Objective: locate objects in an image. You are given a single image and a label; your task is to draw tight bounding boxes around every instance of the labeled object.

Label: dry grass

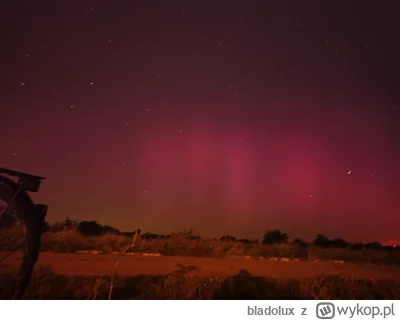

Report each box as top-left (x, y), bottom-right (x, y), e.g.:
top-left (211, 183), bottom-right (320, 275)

top-left (40, 231), bottom-right (131, 253)
top-left (0, 265), bottom-right (399, 299)
top-left (36, 231), bottom-right (400, 266)
top-left (1, 230), bottom-right (399, 299)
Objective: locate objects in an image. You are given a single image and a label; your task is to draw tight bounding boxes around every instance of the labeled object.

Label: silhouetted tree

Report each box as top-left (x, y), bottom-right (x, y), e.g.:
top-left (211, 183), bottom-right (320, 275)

top-left (313, 234), bottom-right (330, 248)
top-left (49, 217), bottom-right (78, 232)
top-left (62, 216), bottom-right (76, 229)
top-left (77, 220), bottom-right (105, 236)
top-left (262, 230), bottom-right (288, 245)
top-left (330, 238), bottom-right (349, 248)
top-left (102, 224), bottom-right (120, 235)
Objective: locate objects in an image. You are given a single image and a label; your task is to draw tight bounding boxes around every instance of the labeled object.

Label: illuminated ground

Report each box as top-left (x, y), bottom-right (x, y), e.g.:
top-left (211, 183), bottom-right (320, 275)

top-left (1, 252), bottom-right (400, 279)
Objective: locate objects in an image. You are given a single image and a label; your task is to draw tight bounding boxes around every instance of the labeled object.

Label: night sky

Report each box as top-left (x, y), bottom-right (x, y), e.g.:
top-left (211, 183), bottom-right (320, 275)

top-left (1, 1), bottom-right (399, 242)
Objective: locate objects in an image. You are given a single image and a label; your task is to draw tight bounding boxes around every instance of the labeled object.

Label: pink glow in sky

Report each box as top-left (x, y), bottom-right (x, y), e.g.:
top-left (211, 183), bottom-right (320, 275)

top-left (1, 0), bottom-right (399, 242)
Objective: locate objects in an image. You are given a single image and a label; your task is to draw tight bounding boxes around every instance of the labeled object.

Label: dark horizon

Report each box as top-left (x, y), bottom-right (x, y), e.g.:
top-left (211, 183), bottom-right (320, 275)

top-left (1, 1), bottom-right (399, 243)
top-left (43, 215), bottom-right (400, 246)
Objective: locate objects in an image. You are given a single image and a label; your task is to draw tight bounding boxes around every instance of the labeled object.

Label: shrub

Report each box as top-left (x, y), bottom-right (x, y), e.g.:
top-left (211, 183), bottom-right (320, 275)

top-left (262, 230), bottom-right (288, 245)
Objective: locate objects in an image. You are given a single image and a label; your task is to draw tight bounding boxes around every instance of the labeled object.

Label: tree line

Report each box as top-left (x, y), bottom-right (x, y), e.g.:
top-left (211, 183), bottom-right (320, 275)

top-left (43, 217), bottom-right (398, 251)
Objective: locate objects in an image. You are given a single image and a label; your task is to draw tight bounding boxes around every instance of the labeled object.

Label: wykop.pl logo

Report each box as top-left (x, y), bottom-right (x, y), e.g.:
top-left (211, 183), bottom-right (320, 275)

top-left (316, 303), bottom-right (335, 319)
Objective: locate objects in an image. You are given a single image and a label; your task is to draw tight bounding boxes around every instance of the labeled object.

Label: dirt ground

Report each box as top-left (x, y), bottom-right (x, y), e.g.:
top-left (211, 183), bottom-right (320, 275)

top-left (1, 252), bottom-right (400, 280)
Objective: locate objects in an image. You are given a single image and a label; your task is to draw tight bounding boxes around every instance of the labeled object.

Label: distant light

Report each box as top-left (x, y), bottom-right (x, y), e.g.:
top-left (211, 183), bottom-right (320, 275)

top-left (394, 244), bottom-right (397, 248)
top-left (348, 170), bottom-right (352, 175)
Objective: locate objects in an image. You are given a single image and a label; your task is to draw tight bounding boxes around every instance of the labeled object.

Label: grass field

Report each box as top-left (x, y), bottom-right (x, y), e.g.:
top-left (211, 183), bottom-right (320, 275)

top-left (1, 267), bottom-right (400, 299)
top-left (35, 230), bottom-right (400, 266)
top-left (1, 230), bottom-right (400, 299)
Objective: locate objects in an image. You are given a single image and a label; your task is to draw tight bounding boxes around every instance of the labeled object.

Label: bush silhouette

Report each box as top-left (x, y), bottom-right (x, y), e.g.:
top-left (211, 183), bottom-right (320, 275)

top-left (76, 220), bottom-right (119, 236)
top-left (49, 217), bottom-right (78, 232)
top-left (262, 230), bottom-right (288, 245)
top-left (313, 234), bottom-right (330, 248)
top-left (330, 238), bottom-right (349, 248)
